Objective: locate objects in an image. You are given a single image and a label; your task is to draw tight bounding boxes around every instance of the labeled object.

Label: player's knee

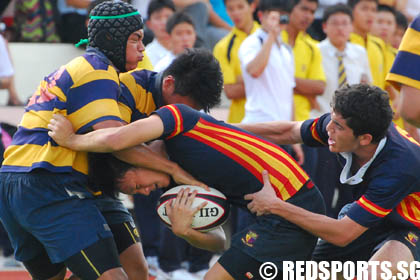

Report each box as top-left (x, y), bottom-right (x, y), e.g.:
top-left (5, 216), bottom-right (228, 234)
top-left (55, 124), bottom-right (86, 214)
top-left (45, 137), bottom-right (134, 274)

top-left (0, 77), bottom-right (12, 89)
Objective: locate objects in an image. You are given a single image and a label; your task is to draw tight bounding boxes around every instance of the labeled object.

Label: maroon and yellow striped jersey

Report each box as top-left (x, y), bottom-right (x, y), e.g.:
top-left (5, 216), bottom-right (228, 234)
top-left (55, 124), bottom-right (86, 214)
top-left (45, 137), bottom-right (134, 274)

top-left (153, 104), bottom-right (311, 208)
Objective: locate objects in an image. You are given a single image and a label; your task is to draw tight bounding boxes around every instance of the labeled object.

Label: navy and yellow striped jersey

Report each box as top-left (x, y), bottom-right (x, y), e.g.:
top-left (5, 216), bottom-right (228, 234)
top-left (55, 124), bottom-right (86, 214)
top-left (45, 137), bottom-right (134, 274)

top-left (153, 104), bottom-right (311, 207)
top-left (301, 113), bottom-right (420, 230)
top-left (1, 49), bottom-right (122, 176)
top-left (118, 70), bottom-right (163, 123)
top-left (387, 15), bottom-right (420, 91)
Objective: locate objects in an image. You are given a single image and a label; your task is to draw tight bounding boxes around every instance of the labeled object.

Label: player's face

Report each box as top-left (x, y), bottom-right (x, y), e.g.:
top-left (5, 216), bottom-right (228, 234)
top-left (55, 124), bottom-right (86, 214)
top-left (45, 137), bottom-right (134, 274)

top-left (323, 13), bottom-right (353, 49)
top-left (146, 7), bottom-right (173, 40)
top-left (289, 0), bottom-right (317, 31)
top-left (225, 0), bottom-right (255, 31)
top-left (125, 29), bottom-right (145, 71)
top-left (170, 23), bottom-right (196, 55)
top-left (118, 168), bottom-right (170, 195)
top-left (372, 11), bottom-right (396, 43)
top-left (326, 111), bottom-right (360, 153)
top-left (352, 0), bottom-right (377, 34)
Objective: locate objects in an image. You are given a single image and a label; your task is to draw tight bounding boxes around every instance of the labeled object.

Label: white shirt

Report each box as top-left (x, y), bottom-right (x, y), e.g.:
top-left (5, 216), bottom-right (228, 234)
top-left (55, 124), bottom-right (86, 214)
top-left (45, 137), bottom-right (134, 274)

top-left (239, 28), bottom-right (295, 123)
top-left (406, 0), bottom-right (420, 20)
top-left (0, 35), bottom-right (14, 78)
top-left (310, 39), bottom-right (371, 118)
top-left (154, 52), bottom-right (177, 72)
top-left (146, 39), bottom-right (171, 67)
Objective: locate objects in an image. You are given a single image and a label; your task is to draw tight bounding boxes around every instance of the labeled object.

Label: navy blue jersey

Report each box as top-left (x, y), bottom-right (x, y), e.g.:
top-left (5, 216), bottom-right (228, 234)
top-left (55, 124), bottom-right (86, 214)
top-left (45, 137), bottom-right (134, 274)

top-left (153, 104), bottom-right (311, 208)
top-left (301, 113), bottom-right (420, 231)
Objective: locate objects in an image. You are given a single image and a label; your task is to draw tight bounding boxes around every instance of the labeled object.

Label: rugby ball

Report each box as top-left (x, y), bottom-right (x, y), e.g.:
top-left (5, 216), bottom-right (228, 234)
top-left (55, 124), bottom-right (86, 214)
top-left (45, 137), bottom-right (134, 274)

top-left (157, 185), bottom-right (230, 232)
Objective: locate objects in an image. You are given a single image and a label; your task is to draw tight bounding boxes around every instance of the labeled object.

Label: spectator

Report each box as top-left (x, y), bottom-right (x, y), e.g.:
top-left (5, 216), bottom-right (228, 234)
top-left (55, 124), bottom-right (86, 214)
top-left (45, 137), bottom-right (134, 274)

top-left (348, 0), bottom-right (386, 90)
top-left (145, 0), bottom-right (176, 67)
top-left (154, 11), bottom-right (196, 71)
top-left (13, 0), bottom-right (60, 42)
top-left (57, 0), bottom-right (89, 43)
top-left (173, 0), bottom-right (230, 49)
top-left (395, 0), bottom-right (420, 23)
top-left (309, 3), bottom-right (371, 217)
top-left (0, 34), bottom-right (22, 106)
top-left (307, 0), bottom-right (347, 41)
top-left (282, 0), bottom-right (326, 122)
top-left (391, 9), bottom-right (408, 49)
top-left (213, 0), bottom-right (259, 124)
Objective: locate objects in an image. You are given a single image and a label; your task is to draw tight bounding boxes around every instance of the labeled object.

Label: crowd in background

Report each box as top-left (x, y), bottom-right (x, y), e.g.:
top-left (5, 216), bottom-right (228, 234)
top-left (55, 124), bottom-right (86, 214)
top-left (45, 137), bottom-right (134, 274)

top-left (1, 0), bottom-right (420, 279)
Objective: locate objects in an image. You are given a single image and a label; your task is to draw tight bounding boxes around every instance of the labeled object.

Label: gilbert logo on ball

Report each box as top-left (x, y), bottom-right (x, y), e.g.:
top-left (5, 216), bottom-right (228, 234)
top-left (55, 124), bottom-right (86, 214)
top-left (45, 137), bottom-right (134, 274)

top-left (157, 185), bottom-right (230, 232)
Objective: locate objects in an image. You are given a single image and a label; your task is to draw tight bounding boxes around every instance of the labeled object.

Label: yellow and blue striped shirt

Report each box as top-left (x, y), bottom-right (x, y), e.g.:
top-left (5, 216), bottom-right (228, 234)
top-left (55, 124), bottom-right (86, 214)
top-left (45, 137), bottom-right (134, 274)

top-left (1, 49), bottom-right (122, 176)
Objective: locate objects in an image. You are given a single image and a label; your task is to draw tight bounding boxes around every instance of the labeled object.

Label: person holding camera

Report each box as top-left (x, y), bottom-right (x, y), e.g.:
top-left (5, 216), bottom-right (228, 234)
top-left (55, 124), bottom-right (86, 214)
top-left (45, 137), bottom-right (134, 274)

top-left (239, 0), bottom-right (301, 158)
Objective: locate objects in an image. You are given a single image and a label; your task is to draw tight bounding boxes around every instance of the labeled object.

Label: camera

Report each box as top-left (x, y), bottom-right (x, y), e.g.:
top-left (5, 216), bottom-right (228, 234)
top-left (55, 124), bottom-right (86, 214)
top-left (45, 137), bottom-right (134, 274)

top-left (280, 14), bottom-right (289, 25)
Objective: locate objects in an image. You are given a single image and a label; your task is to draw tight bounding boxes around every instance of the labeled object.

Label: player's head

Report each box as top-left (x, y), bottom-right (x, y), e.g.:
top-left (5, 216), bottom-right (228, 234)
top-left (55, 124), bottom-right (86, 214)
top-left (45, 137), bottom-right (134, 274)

top-left (371, 4), bottom-right (396, 43)
top-left (88, 153), bottom-right (170, 197)
top-left (224, 0), bottom-right (256, 32)
top-left (322, 4), bottom-right (353, 49)
top-left (88, 0), bottom-right (144, 72)
top-left (348, 0), bottom-right (378, 34)
top-left (166, 11), bottom-right (196, 55)
top-left (146, 0), bottom-right (176, 40)
top-left (161, 48), bottom-right (223, 112)
top-left (327, 84), bottom-right (392, 152)
top-left (289, 0), bottom-right (318, 32)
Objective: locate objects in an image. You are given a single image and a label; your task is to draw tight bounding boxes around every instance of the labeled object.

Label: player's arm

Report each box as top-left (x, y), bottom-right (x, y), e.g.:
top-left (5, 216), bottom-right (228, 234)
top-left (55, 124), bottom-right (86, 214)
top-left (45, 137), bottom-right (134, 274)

top-left (235, 120), bottom-right (304, 145)
top-left (245, 171), bottom-right (368, 247)
top-left (166, 188), bottom-right (227, 252)
top-left (48, 114), bottom-right (164, 152)
top-left (399, 85), bottom-right (420, 127)
top-left (224, 75), bottom-right (246, 100)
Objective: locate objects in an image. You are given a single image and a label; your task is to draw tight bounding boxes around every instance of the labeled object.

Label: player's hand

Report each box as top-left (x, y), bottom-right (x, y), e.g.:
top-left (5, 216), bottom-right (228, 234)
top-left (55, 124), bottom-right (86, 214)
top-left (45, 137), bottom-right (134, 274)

top-left (166, 188), bottom-right (207, 238)
top-left (244, 170), bottom-right (280, 216)
top-left (47, 114), bottom-right (76, 148)
top-left (171, 164), bottom-right (210, 191)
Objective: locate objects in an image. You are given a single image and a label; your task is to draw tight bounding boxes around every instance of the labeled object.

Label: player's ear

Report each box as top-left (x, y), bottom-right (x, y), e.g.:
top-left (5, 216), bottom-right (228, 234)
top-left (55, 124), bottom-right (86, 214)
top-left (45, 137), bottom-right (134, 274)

top-left (358, 133), bottom-right (373, 146)
top-left (162, 75), bottom-right (175, 95)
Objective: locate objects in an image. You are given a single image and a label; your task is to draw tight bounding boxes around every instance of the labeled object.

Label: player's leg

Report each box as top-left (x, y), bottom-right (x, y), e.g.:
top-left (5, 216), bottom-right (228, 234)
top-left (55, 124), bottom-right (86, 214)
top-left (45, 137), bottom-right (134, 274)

top-left (369, 230), bottom-right (418, 277)
top-left (110, 221), bottom-right (148, 280)
top-left (94, 194), bottom-right (148, 280)
top-left (205, 262), bottom-right (235, 280)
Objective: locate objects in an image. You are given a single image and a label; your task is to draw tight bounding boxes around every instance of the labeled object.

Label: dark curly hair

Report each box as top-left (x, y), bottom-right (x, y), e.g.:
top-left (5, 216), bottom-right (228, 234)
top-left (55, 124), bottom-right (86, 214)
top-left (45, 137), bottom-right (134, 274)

top-left (331, 84), bottom-right (393, 143)
top-left (163, 48), bottom-right (223, 112)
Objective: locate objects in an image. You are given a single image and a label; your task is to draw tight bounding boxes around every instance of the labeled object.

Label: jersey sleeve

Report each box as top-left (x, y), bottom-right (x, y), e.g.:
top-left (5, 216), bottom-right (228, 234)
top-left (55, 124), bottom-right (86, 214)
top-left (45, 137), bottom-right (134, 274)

top-left (66, 70), bottom-right (122, 134)
top-left (386, 15), bottom-right (420, 90)
top-left (152, 104), bottom-right (200, 140)
top-left (346, 167), bottom-right (418, 228)
top-left (300, 113), bottom-right (330, 147)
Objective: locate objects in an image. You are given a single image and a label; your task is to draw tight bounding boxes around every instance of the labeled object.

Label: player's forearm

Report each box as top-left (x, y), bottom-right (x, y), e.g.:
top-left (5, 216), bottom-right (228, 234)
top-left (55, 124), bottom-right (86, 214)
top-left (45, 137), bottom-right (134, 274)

top-left (175, 226), bottom-right (226, 252)
top-left (113, 145), bottom-right (178, 175)
top-left (235, 121), bottom-right (303, 144)
top-left (400, 85), bottom-right (420, 127)
top-left (294, 78), bottom-right (326, 96)
top-left (269, 201), bottom-right (358, 247)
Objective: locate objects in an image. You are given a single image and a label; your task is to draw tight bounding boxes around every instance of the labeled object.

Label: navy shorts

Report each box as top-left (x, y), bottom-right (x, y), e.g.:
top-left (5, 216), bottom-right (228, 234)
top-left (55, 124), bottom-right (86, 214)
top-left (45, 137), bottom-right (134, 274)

top-left (219, 183), bottom-right (326, 278)
top-left (313, 203), bottom-right (420, 262)
top-left (94, 194), bottom-right (140, 254)
top-left (0, 171), bottom-right (113, 263)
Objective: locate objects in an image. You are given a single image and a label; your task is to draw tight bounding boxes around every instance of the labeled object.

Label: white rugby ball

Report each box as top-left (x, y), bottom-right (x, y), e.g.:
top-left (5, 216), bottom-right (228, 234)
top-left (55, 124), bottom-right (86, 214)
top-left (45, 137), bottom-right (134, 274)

top-left (157, 185), bottom-right (230, 232)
